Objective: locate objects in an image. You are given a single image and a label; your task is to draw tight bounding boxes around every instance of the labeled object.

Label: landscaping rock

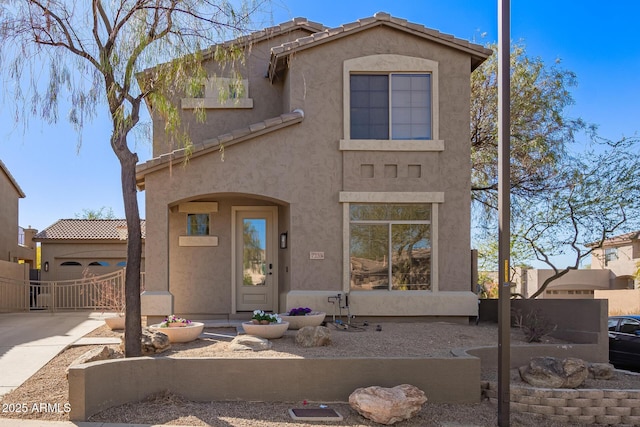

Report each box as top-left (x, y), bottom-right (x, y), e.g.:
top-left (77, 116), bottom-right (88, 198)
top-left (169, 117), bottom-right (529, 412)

top-left (588, 362), bottom-right (616, 380)
top-left (121, 328), bottom-right (171, 355)
top-left (295, 326), bottom-right (331, 348)
top-left (349, 384), bottom-right (427, 425)
top-left (229, 335), bottom-right (272, 351)
top-left (519, 356), bottom-right (588, 388)
top-left (65, 345), bottom-right (114, 378)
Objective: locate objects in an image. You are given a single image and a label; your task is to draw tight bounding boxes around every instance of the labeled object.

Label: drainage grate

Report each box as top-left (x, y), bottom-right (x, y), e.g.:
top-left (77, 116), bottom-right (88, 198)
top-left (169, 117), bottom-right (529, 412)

top-left (288, 408), bottom-right (344, 421)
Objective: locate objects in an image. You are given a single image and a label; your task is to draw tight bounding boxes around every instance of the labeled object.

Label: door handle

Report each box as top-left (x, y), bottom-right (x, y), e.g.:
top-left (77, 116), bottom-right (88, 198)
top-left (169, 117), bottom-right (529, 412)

top-left (268, 263), bottom-right (273, 275)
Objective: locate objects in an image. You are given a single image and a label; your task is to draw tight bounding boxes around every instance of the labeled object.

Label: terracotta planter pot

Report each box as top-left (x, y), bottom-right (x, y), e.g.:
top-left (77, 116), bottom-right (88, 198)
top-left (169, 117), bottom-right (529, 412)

top-left (169, 322), bottom-right (188, 327)
top-left (104, 314), bottom-right (126, 330)
top-left (279, 312), bottom-right (326, 330)
top-left (242, 321), bottom-right (290, 339)
top-left (148, 322), bottom-right (204, 343)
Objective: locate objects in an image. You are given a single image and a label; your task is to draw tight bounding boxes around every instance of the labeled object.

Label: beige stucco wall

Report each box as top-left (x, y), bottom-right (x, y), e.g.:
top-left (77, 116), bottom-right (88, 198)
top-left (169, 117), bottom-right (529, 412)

top-left (142, 24), bottom-right (481, 318)
top-left (524, 268), bottom-right (612, 298)
top-left (39, 241), bottom-right (145, 282)
top-left (595, 289), bottom-right (640, 315)
top-left (69, 356), bottom-right (480, 421)
top-left (0, 168), bottom-right (22, 263)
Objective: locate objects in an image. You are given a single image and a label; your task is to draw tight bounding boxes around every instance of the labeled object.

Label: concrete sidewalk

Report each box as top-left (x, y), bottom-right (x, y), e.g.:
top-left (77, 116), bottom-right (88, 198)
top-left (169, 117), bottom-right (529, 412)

top-left (0, 420), bottom-right (190, 427)
top-left (0, 311), bottom-right (107, 397)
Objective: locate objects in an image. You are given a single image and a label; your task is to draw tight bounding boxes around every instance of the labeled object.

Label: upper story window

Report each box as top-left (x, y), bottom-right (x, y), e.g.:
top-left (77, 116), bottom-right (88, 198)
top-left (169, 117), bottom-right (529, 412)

top-left (341, 54), bottom-right (442, 152)
top-left (182, 77), bottom-right (253, 109)
top-left (605, 247), bottom-right (619, 265)
top-left (350, 74), bottom-right (431, 140)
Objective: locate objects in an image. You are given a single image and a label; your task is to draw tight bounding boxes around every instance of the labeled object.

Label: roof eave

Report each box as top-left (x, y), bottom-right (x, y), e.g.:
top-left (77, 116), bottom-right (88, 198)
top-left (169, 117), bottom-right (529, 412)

top-left (268, 17), bottom-right (492, 82)
top-left (136, 110), bottom-right (305, 190)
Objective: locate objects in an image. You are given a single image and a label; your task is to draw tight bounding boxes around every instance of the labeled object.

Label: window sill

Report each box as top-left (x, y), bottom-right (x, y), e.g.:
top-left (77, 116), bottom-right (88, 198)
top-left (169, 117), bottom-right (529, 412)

top-left (179, 236), bottom-right (219, 247)
top-left (339, 139), bottom-right (444, 151)
top-left (181, 98), bottom-right (253, 109)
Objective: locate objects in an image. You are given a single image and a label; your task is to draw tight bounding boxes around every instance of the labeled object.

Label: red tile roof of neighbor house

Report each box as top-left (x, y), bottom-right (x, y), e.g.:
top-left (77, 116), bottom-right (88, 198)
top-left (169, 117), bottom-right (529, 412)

top-left (33, 219), bottom-right (146, 241)
top-left (601, 230), bottom-right (640, 246)
top-left (585, 230), bottom-right (640, 247)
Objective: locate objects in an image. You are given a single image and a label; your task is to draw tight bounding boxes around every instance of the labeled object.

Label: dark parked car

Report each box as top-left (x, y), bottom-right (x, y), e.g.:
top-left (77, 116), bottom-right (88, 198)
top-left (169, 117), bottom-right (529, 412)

top-left (608, 315), bottom-right (640, 369)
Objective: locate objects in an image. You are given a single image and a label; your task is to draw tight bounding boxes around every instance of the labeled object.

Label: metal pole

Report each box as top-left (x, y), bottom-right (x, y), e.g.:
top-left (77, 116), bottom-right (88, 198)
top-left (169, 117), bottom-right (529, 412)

top-left (498, 0), bottom-right (511, 426)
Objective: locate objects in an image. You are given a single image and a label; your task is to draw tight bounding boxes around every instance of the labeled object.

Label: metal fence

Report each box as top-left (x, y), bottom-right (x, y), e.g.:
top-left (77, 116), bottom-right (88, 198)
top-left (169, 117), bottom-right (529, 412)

top-left (0, 269), bottom-right (145, 312)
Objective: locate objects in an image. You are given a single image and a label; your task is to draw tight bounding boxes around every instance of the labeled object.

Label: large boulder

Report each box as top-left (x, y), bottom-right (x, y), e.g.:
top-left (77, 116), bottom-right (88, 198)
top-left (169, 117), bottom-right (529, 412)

top-left (120, 328), bottom-right (171, 355)
top-left (349, 384), bottom-right (427, 425)
top-left (588, 362), bottom-right (616, 380)
top-left (295, 326), bottom-right (332, 348)
top-left (229, 335), bottom-right (273, 351)
top-left (519, 356), bottom-right (588, 388)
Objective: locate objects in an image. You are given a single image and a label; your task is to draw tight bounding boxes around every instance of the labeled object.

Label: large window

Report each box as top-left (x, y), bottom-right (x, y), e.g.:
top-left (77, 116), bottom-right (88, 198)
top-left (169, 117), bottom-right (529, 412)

top-left (350, 74), bottom-right (432, 140)
top-left (349, 204), bottom-right (431, 291)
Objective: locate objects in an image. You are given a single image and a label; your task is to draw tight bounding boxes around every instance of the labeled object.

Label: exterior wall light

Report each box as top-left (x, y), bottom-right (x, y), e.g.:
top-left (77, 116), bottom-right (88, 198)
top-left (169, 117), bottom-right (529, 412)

top-left (44, 261), bottom-right (49, 272)
top-left (280, 232), bottom-right (288, 249)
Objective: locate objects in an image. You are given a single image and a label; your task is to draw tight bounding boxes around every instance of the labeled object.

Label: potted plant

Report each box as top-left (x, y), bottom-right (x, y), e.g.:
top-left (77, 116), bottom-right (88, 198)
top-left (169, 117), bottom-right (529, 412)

top-left (148, 314), bottom-right (204, 343)
top-left (242, 310), bottom-right (289, 339)
top-left (279, 307), bottom-right (326, 330)
top-left (161, 314), bottom-right (192, 327)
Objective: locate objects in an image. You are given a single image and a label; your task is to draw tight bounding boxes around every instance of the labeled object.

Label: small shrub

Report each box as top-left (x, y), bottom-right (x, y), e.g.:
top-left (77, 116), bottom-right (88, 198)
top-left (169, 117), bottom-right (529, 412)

top-left (512, 308), bottom-right (557, 343)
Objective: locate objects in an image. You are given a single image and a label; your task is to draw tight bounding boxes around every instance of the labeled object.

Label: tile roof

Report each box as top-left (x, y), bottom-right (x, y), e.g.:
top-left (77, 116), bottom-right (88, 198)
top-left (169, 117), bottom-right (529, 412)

top-left (268, 12), bottom-right (492, 81)
top-left (601, 230), bottom-right (640, 246)
top-left (0, 158), bottom-right (26, 198)
top-left (135, 109), bottom-right (304, 189)
top-left (33, 219), bottom-right (146, 241)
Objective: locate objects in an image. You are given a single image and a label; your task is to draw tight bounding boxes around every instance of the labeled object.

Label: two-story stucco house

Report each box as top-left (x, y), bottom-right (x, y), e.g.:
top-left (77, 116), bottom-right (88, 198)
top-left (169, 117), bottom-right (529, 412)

top-left (589, 231), bottom-right (639, 290)
top-left (0, 159), bottom-right (36, 279)
top-left (136, 13), bottom-right (491, 322)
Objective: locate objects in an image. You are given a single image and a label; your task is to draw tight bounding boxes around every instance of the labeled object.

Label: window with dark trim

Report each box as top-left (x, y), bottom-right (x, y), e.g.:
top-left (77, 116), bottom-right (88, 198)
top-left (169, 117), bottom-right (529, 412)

top-left (350, 74), bottom-right (432, 140)
top-left (349, 204), bottom-right (431, 291)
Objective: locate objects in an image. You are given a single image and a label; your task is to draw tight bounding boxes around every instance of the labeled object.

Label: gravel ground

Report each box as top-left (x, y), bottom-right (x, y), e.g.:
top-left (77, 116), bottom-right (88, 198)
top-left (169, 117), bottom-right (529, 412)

top-left (1, 321), bottom-right (640, 426)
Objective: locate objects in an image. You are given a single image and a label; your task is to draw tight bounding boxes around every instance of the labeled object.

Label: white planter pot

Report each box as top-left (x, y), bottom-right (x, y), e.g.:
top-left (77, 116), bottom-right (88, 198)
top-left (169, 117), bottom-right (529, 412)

top-left (242, 321), bottom-right (290, 339)
top-left (278, 312), bottom-right (326, 330)
top-left (148, 322), bottom-right (204, 343)
top-left (104, 314), bottom-right (126, 330)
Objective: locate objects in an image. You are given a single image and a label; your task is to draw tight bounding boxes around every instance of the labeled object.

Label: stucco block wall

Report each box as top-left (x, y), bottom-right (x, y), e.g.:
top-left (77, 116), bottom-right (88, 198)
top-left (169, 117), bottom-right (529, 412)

top-left (0, 169), bottom-right (21, 262)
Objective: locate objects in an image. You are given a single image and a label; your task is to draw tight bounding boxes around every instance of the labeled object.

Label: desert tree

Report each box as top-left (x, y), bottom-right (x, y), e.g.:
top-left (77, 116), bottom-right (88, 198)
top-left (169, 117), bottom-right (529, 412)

top-left (471, 42), bottom-right (592, 213)
top-left (0, 0), bottom-right (267, 356)
top-left (471, 41), bottom-right (640, 297)
top-left (76, 206), bottom-right (116, 220)
top-left (514, 136), bottom-right (640, 298)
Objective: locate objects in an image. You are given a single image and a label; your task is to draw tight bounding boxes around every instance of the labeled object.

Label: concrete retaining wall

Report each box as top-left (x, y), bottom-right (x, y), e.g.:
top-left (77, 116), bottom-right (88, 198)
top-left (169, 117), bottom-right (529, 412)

top-left (483, 382), bottom-right (640, 425)
top-left (68, 356), bottom-right (480, 421)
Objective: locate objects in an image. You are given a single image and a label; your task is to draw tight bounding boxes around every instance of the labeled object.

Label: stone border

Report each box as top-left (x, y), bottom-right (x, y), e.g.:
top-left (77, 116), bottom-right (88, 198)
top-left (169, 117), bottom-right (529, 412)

top-left (482, 380), bottom-right (640, 425)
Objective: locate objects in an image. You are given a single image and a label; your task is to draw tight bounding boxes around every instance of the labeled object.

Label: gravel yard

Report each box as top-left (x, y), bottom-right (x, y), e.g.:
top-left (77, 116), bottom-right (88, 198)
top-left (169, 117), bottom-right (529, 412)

top-left (1, 320), bottom-right (639, 426)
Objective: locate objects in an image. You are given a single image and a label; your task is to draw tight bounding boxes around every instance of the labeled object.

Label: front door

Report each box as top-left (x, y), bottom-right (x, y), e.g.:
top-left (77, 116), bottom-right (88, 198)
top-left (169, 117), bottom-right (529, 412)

top-left (233, 207), bottom-right (278, 312)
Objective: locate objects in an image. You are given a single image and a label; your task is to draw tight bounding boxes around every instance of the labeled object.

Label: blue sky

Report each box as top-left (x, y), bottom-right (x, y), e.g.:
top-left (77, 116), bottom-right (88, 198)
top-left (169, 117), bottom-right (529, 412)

top-left (1, 1), bottom-right (638, 252)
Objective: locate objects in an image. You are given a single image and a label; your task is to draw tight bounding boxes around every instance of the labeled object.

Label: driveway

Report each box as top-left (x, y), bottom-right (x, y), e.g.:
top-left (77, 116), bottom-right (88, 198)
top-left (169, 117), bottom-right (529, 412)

top-left (0, 311), bottom-right (105, 396)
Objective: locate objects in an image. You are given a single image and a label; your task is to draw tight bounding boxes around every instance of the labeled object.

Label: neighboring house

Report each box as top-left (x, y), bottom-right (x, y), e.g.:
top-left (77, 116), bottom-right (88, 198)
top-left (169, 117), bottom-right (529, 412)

top-left (136, 13), bottom-right (492, 321)
top-left (589, 231), bottom-right (640, 290)
top-left (0, 159), bottom-right (37, 278)
top-left (34, 219), bottom-right (145, 282)
top-left (500, 231), bottom-right (640, 303)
